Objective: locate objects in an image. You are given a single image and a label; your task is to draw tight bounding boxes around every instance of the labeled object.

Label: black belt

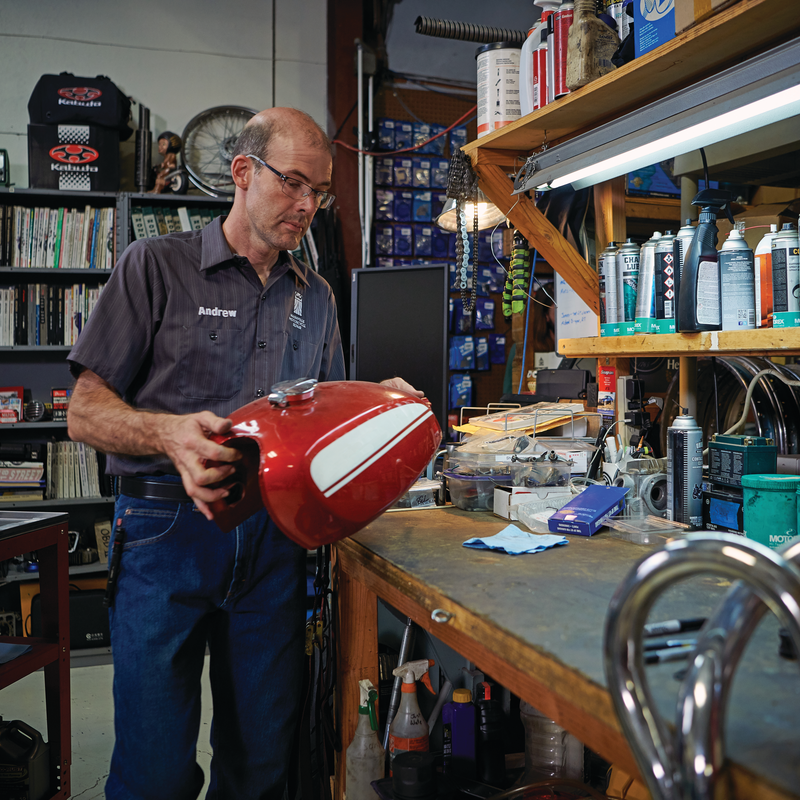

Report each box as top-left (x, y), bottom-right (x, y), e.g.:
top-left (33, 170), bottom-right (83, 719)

top-left (119, 476), bottom-right (192, 503)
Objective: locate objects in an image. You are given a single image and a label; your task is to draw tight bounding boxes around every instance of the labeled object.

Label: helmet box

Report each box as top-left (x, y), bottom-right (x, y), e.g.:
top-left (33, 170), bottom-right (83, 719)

top-left (28, 123), bottom-right (120, 192)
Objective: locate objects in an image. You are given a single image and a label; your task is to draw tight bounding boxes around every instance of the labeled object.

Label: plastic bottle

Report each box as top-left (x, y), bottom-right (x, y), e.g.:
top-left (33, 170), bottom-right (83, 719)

top-left (346, 680), bottom-right (385, 800)
top-left (565, 0), bottom-right (620, 91)
top-left (519, 25), bottom-right (538, 117)
top-left (755, 223), bottom-right (779, 328)
top-left (442, 688), bottom-right (477, 779)
top-left (518, 702), bottom-right (583, 784)
top-left (0, 719), bottom-right (51, 800)
top-left (677, 188), bottom-right (735, 332)
top-left (476, 682), bottom-right (507, 787)
top-left (388, 659), bottom-right (435, 772)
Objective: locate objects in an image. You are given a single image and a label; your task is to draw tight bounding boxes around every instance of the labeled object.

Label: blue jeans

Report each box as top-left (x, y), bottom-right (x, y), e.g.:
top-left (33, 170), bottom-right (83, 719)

top-left (105, 477), bottom-right (307, 800)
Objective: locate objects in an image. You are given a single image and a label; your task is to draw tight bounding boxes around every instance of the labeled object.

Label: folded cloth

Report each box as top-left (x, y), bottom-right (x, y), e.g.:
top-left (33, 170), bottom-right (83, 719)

top-left (463, 523), bottom-right (568, 555)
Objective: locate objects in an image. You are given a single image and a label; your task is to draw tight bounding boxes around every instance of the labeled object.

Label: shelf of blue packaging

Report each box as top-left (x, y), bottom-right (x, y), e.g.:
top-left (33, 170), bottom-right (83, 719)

top-left (558, 328), bottom-right (800, 359)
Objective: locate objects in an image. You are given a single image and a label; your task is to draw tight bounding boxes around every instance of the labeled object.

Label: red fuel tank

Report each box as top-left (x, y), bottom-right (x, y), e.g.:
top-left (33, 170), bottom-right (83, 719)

top-left (207, 379), bottom-right (442, 548)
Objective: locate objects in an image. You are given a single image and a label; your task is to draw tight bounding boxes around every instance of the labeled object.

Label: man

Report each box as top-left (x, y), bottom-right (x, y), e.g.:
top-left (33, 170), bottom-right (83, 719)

top-left (68, 107), bottom-right (419, 800)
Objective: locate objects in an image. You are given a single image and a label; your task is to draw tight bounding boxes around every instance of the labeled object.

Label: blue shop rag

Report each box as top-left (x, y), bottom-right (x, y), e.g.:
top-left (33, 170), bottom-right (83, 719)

top-left (463, 524), bottom-right (568, 555)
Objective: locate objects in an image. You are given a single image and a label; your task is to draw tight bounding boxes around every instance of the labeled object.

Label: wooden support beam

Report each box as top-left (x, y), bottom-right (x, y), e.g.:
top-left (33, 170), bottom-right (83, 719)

top-left (472, 161), bottom-right (599, 314)
top-left (594, 177), bottom-right (627, 250)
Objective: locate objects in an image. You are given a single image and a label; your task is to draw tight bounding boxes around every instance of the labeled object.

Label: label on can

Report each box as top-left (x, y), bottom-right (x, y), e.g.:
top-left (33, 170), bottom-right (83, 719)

top-left (771, 243), bottom-right (800, 327)
top-left (655, 250), bottom-right (677, 332)
top-left (477, 48), bottom-right (521, 137)
top-left (720, 249), bottom-right (756, 330)
top-left (620, 255), bottom-right (639, 323)
top-left (696, 258), bottom-right (721, 326)
top-left (755, 250), bottom-right (773, 328)
top-left (553, 8), bottom-right (573, 98)
top-left (667, 425), bottom-right (703, 527)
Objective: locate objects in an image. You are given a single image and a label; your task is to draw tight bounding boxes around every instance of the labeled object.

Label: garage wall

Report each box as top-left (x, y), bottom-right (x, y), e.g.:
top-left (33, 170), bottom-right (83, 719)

top-left (0, 0), bottom-right (327, 188)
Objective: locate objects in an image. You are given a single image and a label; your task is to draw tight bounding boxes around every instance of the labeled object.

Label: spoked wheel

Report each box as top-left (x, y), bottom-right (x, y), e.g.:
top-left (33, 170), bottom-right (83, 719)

top-left (181, 105), bottom-right (257, 197)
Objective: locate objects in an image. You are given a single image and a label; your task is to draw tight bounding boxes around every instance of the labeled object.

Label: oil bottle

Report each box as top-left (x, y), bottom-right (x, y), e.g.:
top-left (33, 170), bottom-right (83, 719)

top-left (346, 680), bottom-right (385, 800)
top-left (388, 659), bottom-right (435, 772)
top-left (677, 188), bottom-right (735, 333)
top-left (565, 0), bottom-right (619, 91)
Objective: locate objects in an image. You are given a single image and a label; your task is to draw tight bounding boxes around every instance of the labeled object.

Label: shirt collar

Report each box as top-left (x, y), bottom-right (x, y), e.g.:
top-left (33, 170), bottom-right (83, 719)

top-left (200, 215), bottom-right (310, 287)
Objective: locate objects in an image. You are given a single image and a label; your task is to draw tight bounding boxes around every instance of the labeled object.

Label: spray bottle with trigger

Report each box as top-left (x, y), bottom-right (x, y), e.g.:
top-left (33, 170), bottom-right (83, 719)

top-left (388, 659), bottom-right (435, 772)
top-left (345, 679), bottom-right (385, 800)
top-left (677, 187), bottom-right (735, 332)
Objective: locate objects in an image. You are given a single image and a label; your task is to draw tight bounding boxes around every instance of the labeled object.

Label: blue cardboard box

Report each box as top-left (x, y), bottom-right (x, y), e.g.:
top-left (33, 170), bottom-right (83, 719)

top-left (634, 0), bottom-right (675, 58)
top-left (547, 485), bottom-right (628, 536)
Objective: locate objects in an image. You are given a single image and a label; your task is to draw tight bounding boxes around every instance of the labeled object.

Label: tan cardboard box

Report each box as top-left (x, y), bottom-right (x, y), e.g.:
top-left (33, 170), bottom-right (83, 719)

top-left (717, 201), bottom-right (800, 251)
top-left (675, 0), bottom-right (742, 34)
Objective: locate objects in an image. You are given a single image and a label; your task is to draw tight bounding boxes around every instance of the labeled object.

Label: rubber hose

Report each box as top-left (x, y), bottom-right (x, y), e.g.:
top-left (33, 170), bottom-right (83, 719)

top-left (414, 17), bottom-right (527, 46)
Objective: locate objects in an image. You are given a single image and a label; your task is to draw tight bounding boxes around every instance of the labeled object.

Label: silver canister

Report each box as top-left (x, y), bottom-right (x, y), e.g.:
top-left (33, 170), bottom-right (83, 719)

top-left (672, 219), bottom-right (696, 330)
top-left (599, 241), bottom-right (620, 335)
top-left (719, 228), bottom-right (756, 331)
top-left (653, 231), bottom-right (677, 334)
top-left (634, 231), bottom-right (662, 334)
top-left (616, 239), bottom-right (640, 335)
top-left (666, 411), bottom-right (703, 529)
top-left (771, 223), bottom-right (800, 328)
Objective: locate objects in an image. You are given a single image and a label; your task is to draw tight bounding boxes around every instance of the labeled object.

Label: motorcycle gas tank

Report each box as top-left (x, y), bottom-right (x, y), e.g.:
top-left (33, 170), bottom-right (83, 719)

top-left (207, 380), bottom-right (441, 548)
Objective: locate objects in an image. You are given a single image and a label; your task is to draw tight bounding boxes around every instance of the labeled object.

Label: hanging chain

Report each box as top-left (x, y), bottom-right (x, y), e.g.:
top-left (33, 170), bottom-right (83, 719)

top-left (447, 150), bottom-right (480, 315)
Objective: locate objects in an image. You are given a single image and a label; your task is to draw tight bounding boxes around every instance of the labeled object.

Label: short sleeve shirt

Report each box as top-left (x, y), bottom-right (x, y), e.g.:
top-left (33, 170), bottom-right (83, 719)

top-left (68, 216), bottom-right (345, 477)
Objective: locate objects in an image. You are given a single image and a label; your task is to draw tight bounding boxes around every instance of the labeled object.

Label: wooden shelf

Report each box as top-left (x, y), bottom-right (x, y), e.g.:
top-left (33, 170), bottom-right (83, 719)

top-left (625, 196), bottom-right (682, 222)
top-left (463, 0), bottom-right (800, 160)
top-left (559, 328), bottom-right (800, 358)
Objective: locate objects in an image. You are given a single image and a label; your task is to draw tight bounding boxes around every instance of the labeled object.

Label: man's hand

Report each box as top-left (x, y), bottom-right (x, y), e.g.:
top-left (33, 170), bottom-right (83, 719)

top-left (380, 377), bottom-right (424, 398)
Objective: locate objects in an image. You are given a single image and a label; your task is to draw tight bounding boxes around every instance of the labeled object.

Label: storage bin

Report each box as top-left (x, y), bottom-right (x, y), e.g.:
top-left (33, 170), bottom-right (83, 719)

top-left (741, 474), bottom-right (800, 550)
top-left (444, 471), bottom-right (514, 512)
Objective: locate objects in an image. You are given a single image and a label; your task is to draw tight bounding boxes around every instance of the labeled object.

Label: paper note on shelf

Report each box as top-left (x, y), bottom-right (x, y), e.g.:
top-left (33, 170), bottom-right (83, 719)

top-left (555, 272), bottom-right (598, 342)
top-left (467, 401), bottom-right (585, 432)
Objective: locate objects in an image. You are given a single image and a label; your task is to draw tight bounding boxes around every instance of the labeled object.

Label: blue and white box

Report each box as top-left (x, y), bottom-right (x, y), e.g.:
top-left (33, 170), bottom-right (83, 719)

top-left (547, 485), bottom-right (628, 536)
top-left (634, 0), bottom-right (675, 58)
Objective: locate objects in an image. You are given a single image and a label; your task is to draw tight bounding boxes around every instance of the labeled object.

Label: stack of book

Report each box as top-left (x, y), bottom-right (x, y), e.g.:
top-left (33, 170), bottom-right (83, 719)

top-left (130, 205), bottom-right (227, 240)
top-left (0, 460), bottom-right (45, 502)
top-left (0, 204), bottom-right (117, 270)
top-left (0, 282), bottom-right (106, 346)
top-left (45, 441), bottom-right (104, 499)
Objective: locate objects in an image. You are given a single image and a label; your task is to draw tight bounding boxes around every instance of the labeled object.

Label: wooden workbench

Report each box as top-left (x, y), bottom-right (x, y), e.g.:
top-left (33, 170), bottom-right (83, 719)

top-left (333, 507), bottom-right (800, 800)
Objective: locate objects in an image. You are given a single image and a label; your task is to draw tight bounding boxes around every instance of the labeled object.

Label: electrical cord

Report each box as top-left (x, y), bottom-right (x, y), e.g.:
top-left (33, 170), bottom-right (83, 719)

top-left (517, 249), bottom-right (538, 395)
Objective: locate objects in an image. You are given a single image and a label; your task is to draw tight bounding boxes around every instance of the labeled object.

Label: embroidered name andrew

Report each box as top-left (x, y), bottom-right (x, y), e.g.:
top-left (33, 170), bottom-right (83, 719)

top-left (198, 306), bottom-right (237, 318)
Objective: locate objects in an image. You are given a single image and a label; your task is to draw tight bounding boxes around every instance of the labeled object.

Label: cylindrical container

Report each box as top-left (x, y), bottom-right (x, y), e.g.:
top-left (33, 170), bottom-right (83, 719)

top-left (346, 709), bottom-right (386, 800)
top-left (653, 231), bottom-right (677, 333)
top-left (741, 475), bottom-right (800, 550)
top-left (770, 223), bottom-right (800, 328)
top-left (666, 411), bottom-right (703, 529)
top-left (617, 238), bottom-right (640, 335)
top-left (0, 720), bottom-right (51, 800)
top-left (719, 228), bottom-right (756, 331)
top-left (476, 690), bottom-right (506, 786)
top-left (518, 702), bottom-right (583, 783)
top-left (553, 1), bottom-right (574, 98)
top-left (672, 219), bottom-right (696, 330)
top-left (755, 223), bottom-right (779, 328)
top-left (519, 25), bottom-right (538, 117)
top-left (393, 753), bottom-right (438, 800)
top-left (533, 25), bottom-right (549, 110)
top-left (634, 231), bottom-right (662, 334)
top-left (599, 241), bottom-right (620, 336)
top-left (442, 688), bottom-right (477, 779)
top-left (476, 43), bottom-right (521, 138)
top-left (545, 16), bottom-right (556, 105)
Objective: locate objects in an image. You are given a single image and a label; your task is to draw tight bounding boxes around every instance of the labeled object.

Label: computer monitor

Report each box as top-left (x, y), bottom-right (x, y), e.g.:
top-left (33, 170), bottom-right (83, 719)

top-left (350, 264), bottom-right (448, 435)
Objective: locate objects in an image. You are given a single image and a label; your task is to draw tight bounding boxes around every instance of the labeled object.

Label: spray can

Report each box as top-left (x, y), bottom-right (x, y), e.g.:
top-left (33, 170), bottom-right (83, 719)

top-left (475, 44), bottom-right (521, 138)
top-left (519, 25), bottom-right (538, 117)
top-left (653, 231), bottom-right (677, 333)
top-left (719, 228), bottom-right (756, 331)
top-left (599, 241), bottom-right (620, 336)
top-left (617, 239), bottom-right (640, 335)
top-left (389, 659), bottom-right (435, 771)
top-left (534, 23), bottom-right (549, 109)
top-left (667, 411), bottom-right (703, 529)
top-left (672, 219), bottom-right (696, 329)
top-left (755, 224), bottom-right (779, 328)
top-left (553, 1), bottom-right (574, 98)
top-left (546, 15), bottom-right (556, 105)
top-left (346, 680), bottom-right (386, 800)
top-left (634, 231), bottom-right (662, 334)
top-left (442, 688), bottom-right (477, 778)
top-left (771, 223), bottom-right (800, 328)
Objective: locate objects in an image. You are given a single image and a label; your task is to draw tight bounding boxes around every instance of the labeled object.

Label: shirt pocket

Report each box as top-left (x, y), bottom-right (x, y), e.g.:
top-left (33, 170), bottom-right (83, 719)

top-left (280, 330), bottom-right (324, 381)
top-left (178, 324), bottom-right (245, 400)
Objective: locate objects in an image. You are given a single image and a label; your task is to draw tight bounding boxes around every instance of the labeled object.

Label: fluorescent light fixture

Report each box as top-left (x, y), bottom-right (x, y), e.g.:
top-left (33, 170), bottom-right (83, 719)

top-left (514, 38), bottom-right (800, 193)
top-left (434, 188), bottom-right (507, 231)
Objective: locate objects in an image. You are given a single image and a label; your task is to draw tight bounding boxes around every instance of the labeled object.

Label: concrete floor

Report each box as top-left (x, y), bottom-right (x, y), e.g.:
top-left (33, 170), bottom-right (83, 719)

top-left (1, 657), bottom-right (214, 799)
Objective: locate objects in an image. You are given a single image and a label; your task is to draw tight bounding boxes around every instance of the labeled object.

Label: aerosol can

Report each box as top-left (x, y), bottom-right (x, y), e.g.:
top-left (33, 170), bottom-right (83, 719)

top-left (755, 223), bottom-right (779, 328)
top-left (634, 231), bottom-right (662, 334)
top-left (388, 659), bottom-right (435, 770)
top-left (667, 411), bottom-right (703, 529)
top-left (653, 231), bottom-right (677, 333)
top-left (771, 222), bottom-right (800, 329)
top-left (719, 227), bottom-right (756, 330)
top-left (678, 188), bottom-right (735, 332)
top-left (617, 238), bottom-right (641, 335)
top-left (672, 219), bottom-right (696, 329)
top-left (346, 680), bottom-right (385, 800)
top-left (599, 241), bottom-right (620, 336)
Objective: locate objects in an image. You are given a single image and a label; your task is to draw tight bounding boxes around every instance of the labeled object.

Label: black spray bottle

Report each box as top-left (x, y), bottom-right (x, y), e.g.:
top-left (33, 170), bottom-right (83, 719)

top-left (677, 188), bottom-right (735, 332)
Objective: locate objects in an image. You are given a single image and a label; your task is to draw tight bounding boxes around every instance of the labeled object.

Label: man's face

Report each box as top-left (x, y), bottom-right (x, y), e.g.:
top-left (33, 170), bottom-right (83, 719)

top-left (245, 134), bottom-right (332, 253)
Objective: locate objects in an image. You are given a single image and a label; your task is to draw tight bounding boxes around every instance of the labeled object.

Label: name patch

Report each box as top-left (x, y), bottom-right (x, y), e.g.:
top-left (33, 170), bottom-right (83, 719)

top-left (198, 306), bottom-right (237, 318)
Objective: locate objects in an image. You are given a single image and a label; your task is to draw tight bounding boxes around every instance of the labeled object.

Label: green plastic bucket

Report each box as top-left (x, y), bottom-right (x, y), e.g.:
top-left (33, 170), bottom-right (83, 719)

top-left (741, 474), bottom-right (800, 550)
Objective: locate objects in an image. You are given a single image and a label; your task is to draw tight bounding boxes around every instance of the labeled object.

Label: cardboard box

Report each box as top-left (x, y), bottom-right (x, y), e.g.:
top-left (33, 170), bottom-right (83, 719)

top-left (674, 0), bottom-right (741, 34)
top-left (717, 201), bottom-right (800, 252)
top-left (28, 123), bottom-right (119, 192)
top-left (547, 485), bottom-right (628, 536)
top-left (634, 0), bottom-right (675, 58)
top-left (627, 160), bottom-right (680, 198)
top-left (493, 485), bottom-right (572, 521)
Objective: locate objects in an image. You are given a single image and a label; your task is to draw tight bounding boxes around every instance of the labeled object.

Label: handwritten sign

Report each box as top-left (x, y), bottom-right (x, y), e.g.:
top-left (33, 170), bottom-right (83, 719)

top-left (555, 272), bottom-right (598, 343)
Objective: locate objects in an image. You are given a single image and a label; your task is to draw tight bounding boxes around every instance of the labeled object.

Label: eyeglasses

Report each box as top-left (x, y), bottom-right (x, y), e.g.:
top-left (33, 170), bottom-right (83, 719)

top-left (246, 154), bottom-right (335, 209)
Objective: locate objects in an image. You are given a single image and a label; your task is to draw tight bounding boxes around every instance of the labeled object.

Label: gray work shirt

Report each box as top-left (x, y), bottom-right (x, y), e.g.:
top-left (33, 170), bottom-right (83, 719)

top-left (68, 216), bottom-right (345, 477)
